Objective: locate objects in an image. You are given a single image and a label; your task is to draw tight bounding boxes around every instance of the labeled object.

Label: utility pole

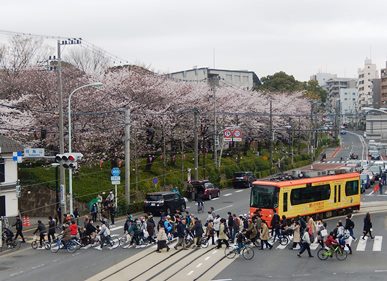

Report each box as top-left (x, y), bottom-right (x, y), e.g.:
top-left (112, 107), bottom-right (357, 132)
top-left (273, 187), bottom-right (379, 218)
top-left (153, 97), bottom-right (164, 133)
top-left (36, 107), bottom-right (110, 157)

top-left (208, 74), bottom-right (219, 167)
top-left (56, 40), bottom-right (66, 214)
top-left (193, 108), bottom-right (199, 180)
top-left (124, 108), bottom-right (131, 206)
top-left (162, 125), bottom-right (166, 187)
top-left (269, 100), bottom-right (273, 169)
top-left (180, 128), bottom-right (184, 185)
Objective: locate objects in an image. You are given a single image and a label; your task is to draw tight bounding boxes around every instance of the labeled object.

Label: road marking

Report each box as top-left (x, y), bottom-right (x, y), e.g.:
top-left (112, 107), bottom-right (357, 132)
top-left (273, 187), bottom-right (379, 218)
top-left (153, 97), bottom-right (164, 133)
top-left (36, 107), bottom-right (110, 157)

top-left (31, 264), bottom-right (45, 270)
top-left (223, 193), bottom-right (232, 197)
top-left (211, 197), bottom-right (219, 201)
top-left (187, 270), bottom-right (194, 276)
top-left (215, 205), bottom-right (233, 212)
top-left (235, 190), bottom-right (243, 193)
top-left (212, 250), bottom-right (218, 254)
top-left (10, 271), bottom-right (24, 277)
top-left (110, 226), bottom-right (123, 231)
top-left (310, 243), bottom-right (319, 250)
top-left (196, 263), bottom-right (203, 268)
top-left (375, 270), bottom-right (387, 273)
top-left (276, 243), bottom-right (288, 250)
top-left (205, 256), bottom-right (210, 261)
top-left (373, 236), bottom-right (383, 251)
top-left (356, 236), bottom-right (367, 251)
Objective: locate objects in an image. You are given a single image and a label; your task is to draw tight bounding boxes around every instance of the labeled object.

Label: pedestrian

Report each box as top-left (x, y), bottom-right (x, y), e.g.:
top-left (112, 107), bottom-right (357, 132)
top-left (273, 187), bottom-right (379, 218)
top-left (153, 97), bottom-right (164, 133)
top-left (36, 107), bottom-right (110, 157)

top-left (33, 220), bottom-right (47, 248)
top-left (47, 216), bottom-right (56, 243)
top-left (227, 212), bottom-right (234, 242)
top-left (290, 221), bottom-right (301, 250)
top-left (13, 216), bottom-right (25, 243)
top-left (213, 214), bottom-right (221, 238)
top-left (57, 206), bottom-right (62, 224)
top-left (206, 219), bottom-right (215, 245)
top-left (297, 227), bottom-right (313, 258)
top-left (174, 218), bottom-right (187, 250)
top-left (146, 215), bottom-right (156, 243)
top-left (156, 226), bottom-right (170, 252)
top-left (316, 220), bottom-right (327, 248)
top-left (110, 206), bottom-right (116, 226)
top-left (307, 216), bottom-right (317, 243)
top-left (260, 220), bottom-right (273, 250)
top-left (216, 218), bottom-right (229, 249)
top-left (297, 215), bottom-right (306, 235)
top-left (343, 229), bottom-right (353, 255)
top-left (192, 218), bottom-right (204, 248)
top-left (345, 213), bottom-right (356, 240)
top-left (233, 214), bottom-right (240, 241)
top-left (271, 209), bottom-right (280, 242)
top-left (206, 211), bottom-right (214, 225)
top-left (91, 203), bottom-right (98, 222)
top-left (362, 212), bottom-right (374, 239)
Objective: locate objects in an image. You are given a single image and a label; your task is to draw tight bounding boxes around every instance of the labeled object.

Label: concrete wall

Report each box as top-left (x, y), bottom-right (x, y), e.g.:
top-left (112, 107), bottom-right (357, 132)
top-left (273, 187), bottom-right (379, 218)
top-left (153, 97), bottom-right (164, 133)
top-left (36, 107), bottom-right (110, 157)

top-left (366, 113), bottom-right (387, 141)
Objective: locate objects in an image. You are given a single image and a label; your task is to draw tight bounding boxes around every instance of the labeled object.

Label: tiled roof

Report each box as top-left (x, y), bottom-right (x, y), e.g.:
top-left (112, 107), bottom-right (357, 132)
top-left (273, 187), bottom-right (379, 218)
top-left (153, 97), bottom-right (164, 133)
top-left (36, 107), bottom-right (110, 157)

top-left (0, 135), bottom-right (23, 154)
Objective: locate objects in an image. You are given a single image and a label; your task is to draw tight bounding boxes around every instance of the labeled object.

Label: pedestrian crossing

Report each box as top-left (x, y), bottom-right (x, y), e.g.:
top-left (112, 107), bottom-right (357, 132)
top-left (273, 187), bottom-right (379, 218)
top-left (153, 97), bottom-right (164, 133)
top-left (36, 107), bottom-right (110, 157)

top-left (316, 160), bottom-right (349, 164)
top-left (269, 235), bottom-right (383, 252)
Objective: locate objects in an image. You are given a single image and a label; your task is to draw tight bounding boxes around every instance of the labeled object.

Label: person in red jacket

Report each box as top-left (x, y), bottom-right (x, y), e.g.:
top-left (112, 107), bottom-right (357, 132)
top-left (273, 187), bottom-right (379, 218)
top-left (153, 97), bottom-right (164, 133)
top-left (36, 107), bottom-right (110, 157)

top-left (325, 231), bottom-right (338, 253)
top-left (69, 220), bottom-right (79, 239)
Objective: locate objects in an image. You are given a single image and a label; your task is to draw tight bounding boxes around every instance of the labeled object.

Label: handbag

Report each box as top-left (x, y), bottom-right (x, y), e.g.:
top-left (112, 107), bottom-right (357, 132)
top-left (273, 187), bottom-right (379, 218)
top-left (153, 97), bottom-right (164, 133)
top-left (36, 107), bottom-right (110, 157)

top-left (320, 229), bottom-right (328, 237)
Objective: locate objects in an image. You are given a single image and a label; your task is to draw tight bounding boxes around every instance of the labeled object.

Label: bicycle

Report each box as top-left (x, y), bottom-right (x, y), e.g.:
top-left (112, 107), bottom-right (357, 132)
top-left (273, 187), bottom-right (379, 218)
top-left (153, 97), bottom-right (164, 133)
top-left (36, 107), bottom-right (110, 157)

top-left (224, 242), bottom-right (255, 260)
top-left (1, 236), bottom-right (21, 251)
top-left (50, 237), bottom-right (78, 253)
top-left (119, 233), bottom-right (132, 249)
top-left (31, 235), bottom-right (51, 250)
top-left (317, 244), bottom-right (348, 261)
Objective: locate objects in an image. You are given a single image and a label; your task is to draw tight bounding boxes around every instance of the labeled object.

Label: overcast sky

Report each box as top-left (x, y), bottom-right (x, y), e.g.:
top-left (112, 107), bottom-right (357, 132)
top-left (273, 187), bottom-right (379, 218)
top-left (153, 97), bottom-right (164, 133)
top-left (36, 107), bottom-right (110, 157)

top-left (2, 0), bottom-right (387, 81)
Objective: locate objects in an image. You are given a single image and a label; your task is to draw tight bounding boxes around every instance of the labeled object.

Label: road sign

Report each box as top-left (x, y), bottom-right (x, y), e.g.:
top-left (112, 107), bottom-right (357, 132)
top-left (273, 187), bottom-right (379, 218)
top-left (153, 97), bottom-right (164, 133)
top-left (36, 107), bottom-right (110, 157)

top-left (111, 167), bottom-right (121, 176)
top-left (233, 129), bottom-right (242, 142)
top-left (152, 177), bottom-right (158, 185)
top-left (24, 148), bottom-right (45, 158)
top-left (111, 175), bottom-right (121, 185)
top-left (223, 128), bottom-right (233, 142)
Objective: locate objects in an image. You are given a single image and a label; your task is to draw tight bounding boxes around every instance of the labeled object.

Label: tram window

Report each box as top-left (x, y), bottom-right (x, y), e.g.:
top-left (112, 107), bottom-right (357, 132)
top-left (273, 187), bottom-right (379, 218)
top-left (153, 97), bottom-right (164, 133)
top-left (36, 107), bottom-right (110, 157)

top-left (290, 184), bottom-right (331, 205)
top-left (283, 193), bottom-right (288, 212)
top-left (345, 180), bottom-right (359, 196)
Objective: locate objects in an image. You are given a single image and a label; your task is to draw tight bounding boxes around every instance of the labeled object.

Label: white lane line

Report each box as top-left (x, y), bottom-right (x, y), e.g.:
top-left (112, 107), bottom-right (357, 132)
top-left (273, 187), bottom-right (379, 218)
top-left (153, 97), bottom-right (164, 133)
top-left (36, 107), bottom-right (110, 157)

top-left (356, 236), bottom-right (367, 251)
top-left (223, 193), bottom-right (232, 197)
top-left (215, 205), bottom-right (233, 212)
top-left (235, 190), bottom-right (243, 193)
top-left (196, 263), bottom-right (203, 268)
top-left (367, 190), bottom-right (375, 196)
top-left (276, 243), bottom-right (288, 250)
top-left (373, 236), bottom-right (383, 251)
top-left (187, 270), bottom-right (194, 276)
top-left (110, 226), bottom-right (123, 231)
top-left (31, 264), bottom-right (45, 270)
top-left (205, 256), bottom-right (210, 261)
top-left (375, 270), bottom-right (387, 273)
top-left (211, 197), bottom-right (219, 201)
top-left (10, 271), bottom-right (24, 277)
top-left (212, 250), bottom-right (218, 255)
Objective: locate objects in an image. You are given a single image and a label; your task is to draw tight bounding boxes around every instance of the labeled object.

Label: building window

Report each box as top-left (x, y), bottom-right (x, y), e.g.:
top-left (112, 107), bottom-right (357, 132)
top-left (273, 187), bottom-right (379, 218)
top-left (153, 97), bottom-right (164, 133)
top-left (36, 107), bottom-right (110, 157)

top-left (0, 158), bottom-right (4, 183)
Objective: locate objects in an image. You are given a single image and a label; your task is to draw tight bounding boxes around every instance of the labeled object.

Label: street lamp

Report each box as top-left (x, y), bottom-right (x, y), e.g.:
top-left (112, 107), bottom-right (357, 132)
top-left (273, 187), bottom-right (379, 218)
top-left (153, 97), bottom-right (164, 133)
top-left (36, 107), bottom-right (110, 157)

top-left (68, 82), bottom-right (103, 215)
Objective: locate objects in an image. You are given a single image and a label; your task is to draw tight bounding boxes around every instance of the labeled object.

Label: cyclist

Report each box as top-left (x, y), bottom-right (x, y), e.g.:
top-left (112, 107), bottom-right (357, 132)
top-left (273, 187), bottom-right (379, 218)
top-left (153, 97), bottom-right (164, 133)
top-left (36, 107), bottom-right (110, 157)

top-left (33, 220), bottom-right (47, 248)
top-left (325, 231), bottom-right (338, 255)
top-left (245, 219), bottom-right (258, 243)
top-left (61, 224), bottom-right (72, 248)
top-left (236, 231), bottom-right (247, 254)
top-left (69, 220), bottom-right (79, 239)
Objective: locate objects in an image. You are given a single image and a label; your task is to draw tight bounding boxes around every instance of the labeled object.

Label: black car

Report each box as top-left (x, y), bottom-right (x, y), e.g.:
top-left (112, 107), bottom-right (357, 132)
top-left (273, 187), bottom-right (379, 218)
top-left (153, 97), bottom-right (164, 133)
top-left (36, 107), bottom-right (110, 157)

top-left (232, 171), bottom-right (256, 188)
top-left (144, 192), bottom-right (186, 215)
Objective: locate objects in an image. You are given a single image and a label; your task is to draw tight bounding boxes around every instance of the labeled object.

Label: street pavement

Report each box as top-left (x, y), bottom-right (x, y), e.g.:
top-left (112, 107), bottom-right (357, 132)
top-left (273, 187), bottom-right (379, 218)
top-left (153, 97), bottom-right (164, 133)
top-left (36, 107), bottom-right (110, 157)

top-left (3, 130), bottom-right (387, 281)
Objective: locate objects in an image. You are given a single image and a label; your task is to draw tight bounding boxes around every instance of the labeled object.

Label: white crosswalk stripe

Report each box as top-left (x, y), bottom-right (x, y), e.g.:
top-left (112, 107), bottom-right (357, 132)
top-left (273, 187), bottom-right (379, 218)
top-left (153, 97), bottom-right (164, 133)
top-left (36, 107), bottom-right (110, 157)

top-left (373, 236), bottom-right (383, 251)
top-left (356, 236), bottom-right (368, 251)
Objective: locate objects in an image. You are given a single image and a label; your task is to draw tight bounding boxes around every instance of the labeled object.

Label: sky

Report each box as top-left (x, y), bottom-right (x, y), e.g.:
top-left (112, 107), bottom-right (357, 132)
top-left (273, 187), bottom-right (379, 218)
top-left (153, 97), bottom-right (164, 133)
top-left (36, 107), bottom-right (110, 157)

top-left (2, 0), bottom-right (387, 81)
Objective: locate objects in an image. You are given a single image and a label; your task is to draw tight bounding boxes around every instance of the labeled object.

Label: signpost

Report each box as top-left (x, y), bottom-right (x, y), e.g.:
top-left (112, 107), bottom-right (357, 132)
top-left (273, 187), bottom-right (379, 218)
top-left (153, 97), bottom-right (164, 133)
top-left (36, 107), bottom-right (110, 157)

top-left (111, 168), bottom-right (121, 208)
top-left (223, 127), bottom-right (243, 142)
top-left (24, 148), bottom-right (45, 158)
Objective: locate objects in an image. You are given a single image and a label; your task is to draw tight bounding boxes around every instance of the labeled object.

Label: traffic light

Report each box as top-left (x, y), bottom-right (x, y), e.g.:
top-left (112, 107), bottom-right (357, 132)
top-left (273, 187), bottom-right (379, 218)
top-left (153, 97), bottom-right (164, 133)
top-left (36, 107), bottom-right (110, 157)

top-left (55, 153), bottom-right (83, 169)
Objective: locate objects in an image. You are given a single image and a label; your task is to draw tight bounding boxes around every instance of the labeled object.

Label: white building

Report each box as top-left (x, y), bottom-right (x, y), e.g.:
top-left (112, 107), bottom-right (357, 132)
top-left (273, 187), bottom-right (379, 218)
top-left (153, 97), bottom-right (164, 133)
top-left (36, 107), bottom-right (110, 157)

top-left (339, 88), bottom-right (358, 124)
top-left (0, 135), bottom-right (22, 217)
top-left (310, 72), bottom-right (337, 89)
top-left (357, 58), bottom-right (379, 111)
top-left (167, 67), bottom-right (260, 90)
top-left (326, 78), bottom-right (357, 111)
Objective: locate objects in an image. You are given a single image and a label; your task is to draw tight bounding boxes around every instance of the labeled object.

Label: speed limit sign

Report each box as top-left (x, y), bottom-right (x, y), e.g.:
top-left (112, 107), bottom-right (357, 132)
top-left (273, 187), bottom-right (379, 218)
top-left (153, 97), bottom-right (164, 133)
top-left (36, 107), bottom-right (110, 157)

top-left (233, 129), bottom-right (242, 142)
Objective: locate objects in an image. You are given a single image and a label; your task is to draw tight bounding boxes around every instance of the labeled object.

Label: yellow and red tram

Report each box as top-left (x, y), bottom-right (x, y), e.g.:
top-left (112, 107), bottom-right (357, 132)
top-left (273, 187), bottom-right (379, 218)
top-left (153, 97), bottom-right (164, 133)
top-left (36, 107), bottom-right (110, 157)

top-left (250, 172), bottom-right (360, 226)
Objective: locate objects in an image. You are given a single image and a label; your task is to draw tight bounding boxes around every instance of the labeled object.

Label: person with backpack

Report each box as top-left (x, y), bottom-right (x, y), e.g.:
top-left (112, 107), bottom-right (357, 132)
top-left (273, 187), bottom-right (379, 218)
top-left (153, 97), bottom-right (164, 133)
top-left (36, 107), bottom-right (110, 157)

top-left (297, 226), bottom-right (313, 258)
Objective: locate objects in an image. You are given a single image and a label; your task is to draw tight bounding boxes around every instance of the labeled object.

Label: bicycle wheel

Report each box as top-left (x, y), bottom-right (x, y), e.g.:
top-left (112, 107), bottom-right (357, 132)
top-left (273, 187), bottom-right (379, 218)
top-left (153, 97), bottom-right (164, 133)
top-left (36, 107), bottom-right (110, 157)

top-left (44, 242), bottom-right (51, 250)
top-left (13, 240), bottom-right (21, 250)
top-left (224, 246), bottom-right (237, 259)
top-left (317, 248), bottom-right (329, 261)
top-left (31, 241), bottom-right (38, 249)
top-left (66, 241), bottom-right (77, 253)
top-left (242, 246), bottom-right (255, 260)
top-left (279, 236), bottom-right (289, 246)
top-left (119, 235), bottom-right (129, 248)
top-left (253, 238), bottom-right (261, 248)
top-left (335, 248), bottom-right (348, 261)
top-left (50, 241), bottom-right (61, 253)
top-left (200, 237), bottom-right (209, 248)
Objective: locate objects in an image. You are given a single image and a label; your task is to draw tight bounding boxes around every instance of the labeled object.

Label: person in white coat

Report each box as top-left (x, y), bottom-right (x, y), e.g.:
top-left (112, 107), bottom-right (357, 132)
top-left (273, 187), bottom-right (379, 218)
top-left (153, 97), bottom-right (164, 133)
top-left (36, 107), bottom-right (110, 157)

top-left (213, 215), bottom-right (221, 238)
